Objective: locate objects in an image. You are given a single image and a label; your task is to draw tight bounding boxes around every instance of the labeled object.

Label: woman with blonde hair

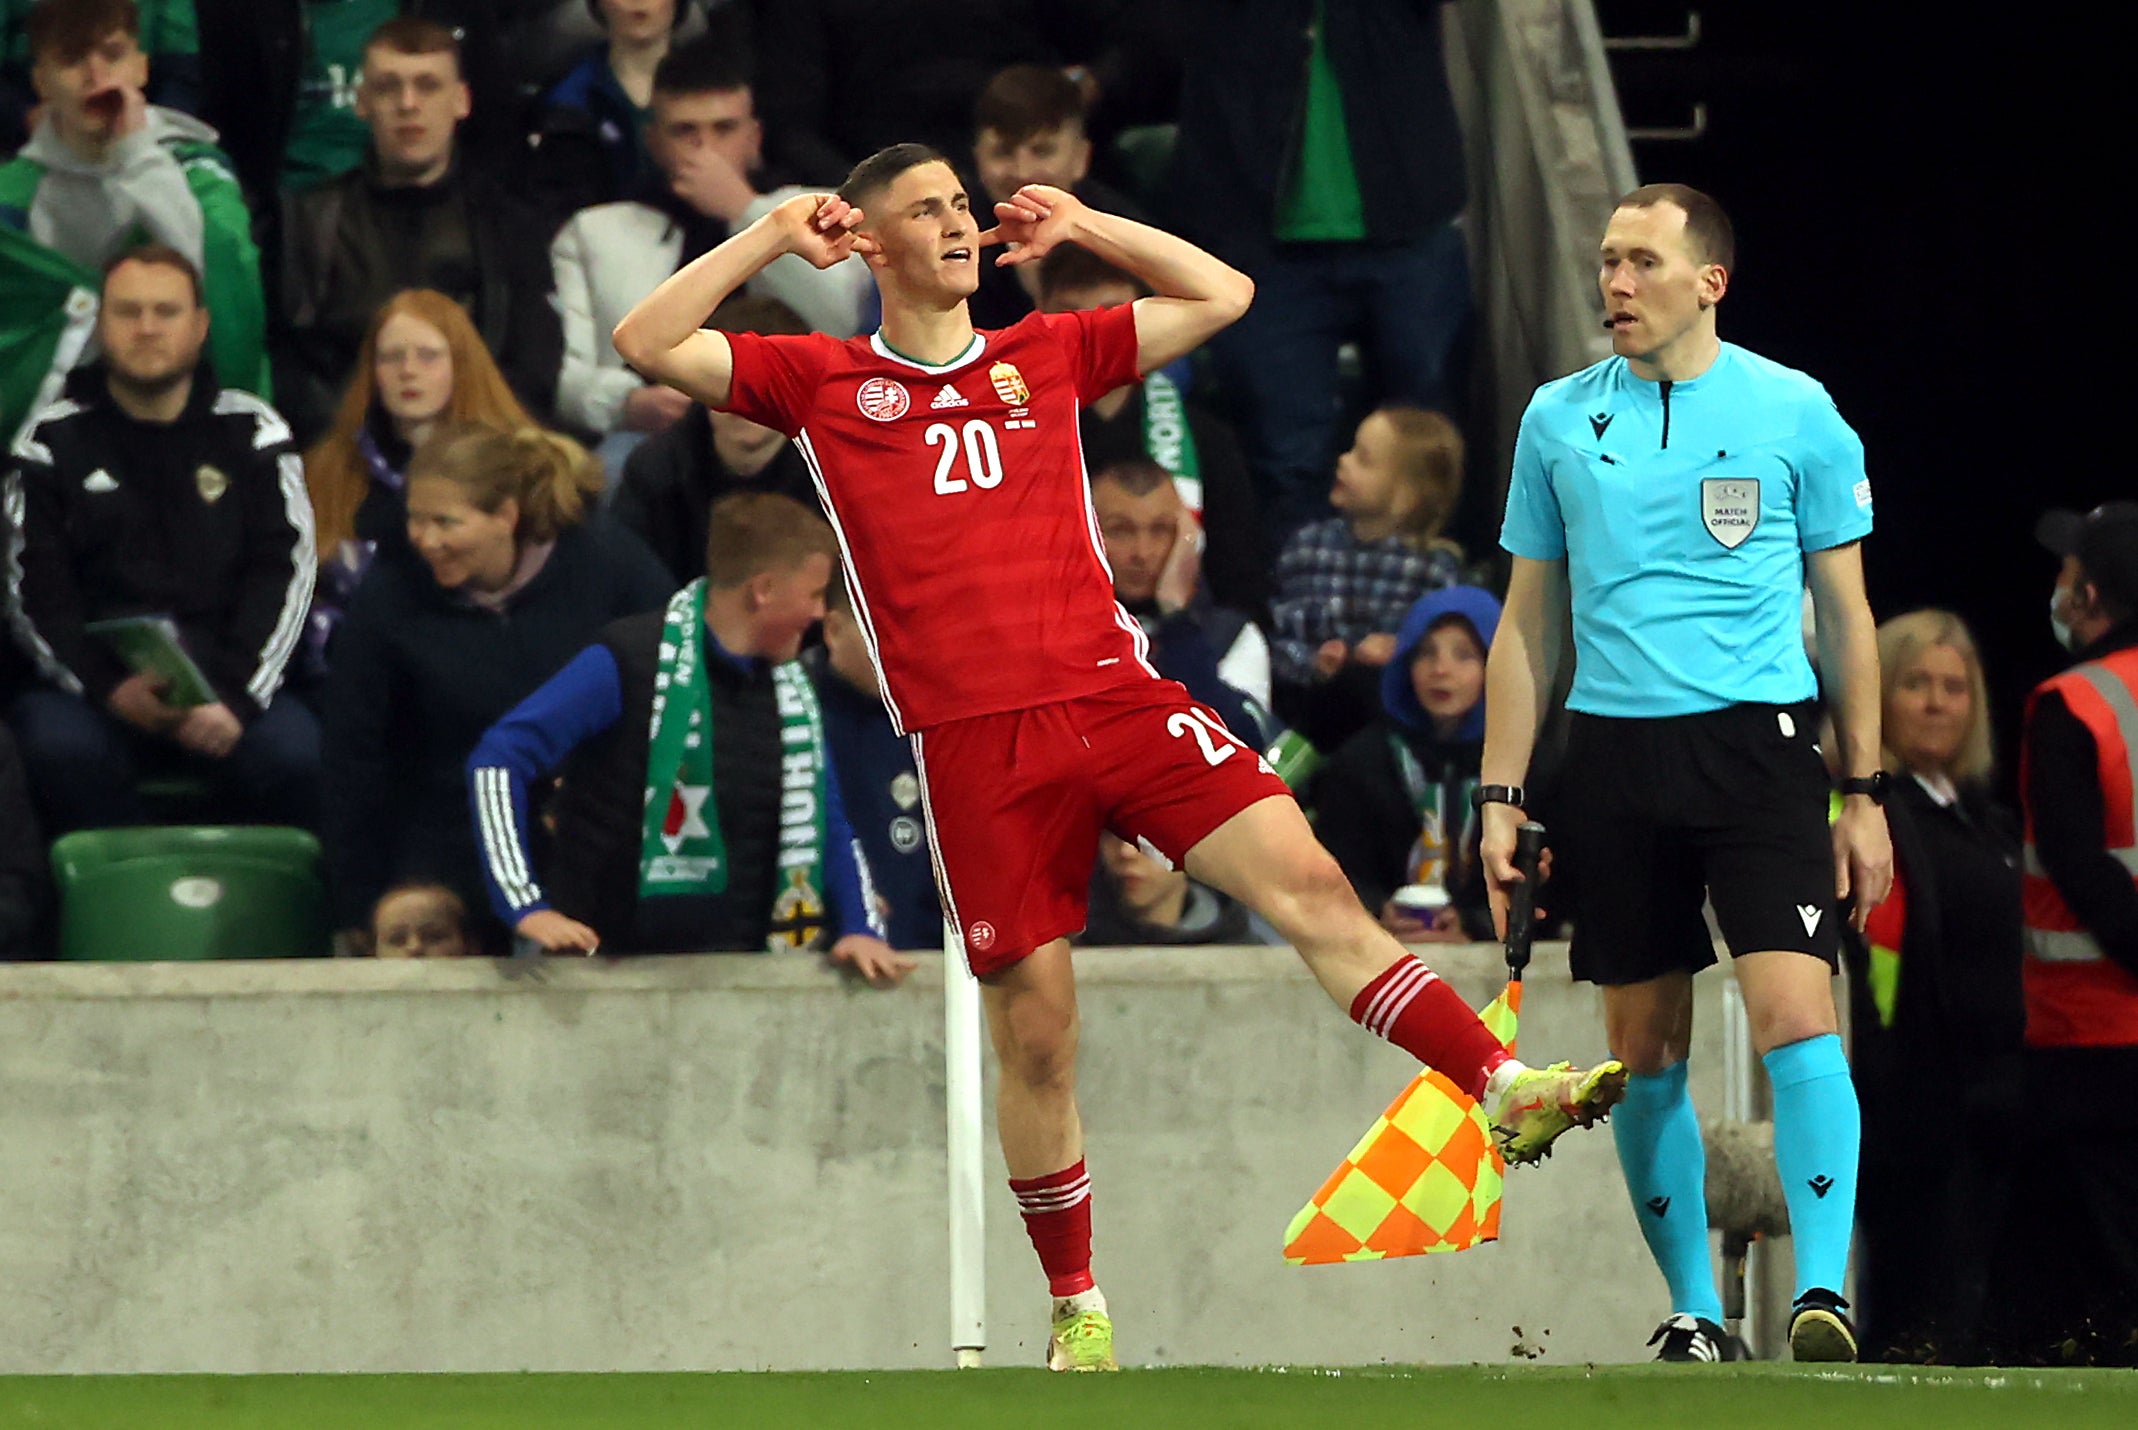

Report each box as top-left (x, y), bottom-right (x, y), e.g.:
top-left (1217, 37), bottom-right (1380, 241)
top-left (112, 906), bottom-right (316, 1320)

top-left (321, 423), bottom-right (672, 949)
top-left (1849, 607), bottom-right (2023, 1362)
top-left (301, 290), bottom-right (534, 665)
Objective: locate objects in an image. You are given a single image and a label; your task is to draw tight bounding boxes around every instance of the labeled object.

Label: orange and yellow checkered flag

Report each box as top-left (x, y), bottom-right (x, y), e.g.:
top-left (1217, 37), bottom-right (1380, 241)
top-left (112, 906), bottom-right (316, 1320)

top-left (1283, 982), bottom-right (1522, 1264)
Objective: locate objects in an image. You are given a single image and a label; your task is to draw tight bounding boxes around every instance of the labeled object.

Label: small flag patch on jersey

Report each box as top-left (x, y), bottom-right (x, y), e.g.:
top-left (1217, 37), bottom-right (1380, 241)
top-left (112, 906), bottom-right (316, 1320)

top-left (930, 384), bottom-right (969, 410)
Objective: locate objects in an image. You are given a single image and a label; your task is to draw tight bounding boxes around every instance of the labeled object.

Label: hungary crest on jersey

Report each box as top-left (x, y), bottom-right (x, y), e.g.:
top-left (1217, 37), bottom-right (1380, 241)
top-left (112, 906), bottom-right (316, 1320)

top-left (989, 361), bottom-right (1029, 406)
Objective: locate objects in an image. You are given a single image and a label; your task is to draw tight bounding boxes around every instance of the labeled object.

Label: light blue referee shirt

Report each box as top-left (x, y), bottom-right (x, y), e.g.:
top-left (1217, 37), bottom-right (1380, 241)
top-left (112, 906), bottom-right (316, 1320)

top-left (1500, 342), bottom-right (1871, 718)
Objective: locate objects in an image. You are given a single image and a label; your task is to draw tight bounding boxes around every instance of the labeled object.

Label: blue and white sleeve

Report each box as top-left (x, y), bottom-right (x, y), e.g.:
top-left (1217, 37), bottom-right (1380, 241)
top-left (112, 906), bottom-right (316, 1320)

top-left (1794, 384), bottom-right (1873, 552)
top-left (822, 753), bottom-right (885, 940)
top-left (1499, 403), bottom-right (1568, 561)
top-left (467, 644), bottom-right (626, 925)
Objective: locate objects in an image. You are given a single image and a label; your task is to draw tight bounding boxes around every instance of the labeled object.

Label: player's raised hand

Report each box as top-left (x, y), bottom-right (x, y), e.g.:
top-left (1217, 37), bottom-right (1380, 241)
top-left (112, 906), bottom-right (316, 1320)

top-left (979, 184), bottom-right (1087, 266)
top-left (771, 192), bottom-right (876, 269)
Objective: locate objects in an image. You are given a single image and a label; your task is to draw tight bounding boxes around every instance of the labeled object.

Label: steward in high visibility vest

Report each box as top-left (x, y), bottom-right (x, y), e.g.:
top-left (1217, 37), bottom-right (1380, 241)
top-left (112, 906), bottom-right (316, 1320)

top-left (2012, 501), bottom-right (2138, 1364)
top-left (2021, 644), bottom-right (2138, 1045)
top-left (2023, 503), bottom-right (2138, 1048)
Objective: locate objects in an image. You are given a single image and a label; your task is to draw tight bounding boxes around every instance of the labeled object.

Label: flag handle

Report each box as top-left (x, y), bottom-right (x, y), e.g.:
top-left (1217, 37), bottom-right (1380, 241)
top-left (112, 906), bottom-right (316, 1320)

top-left (1503, 821), bottom-right (1547, 981)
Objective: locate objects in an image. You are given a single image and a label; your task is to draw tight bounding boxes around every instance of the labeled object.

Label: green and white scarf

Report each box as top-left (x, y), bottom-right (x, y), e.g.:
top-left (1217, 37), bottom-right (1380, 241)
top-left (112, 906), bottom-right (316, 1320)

top-left (1390, 735), bottom-right (1478, 892)
top-left (640, 579), bottom-right (832, 950)
top-left (1140, 370), bottom-right (1203, 513)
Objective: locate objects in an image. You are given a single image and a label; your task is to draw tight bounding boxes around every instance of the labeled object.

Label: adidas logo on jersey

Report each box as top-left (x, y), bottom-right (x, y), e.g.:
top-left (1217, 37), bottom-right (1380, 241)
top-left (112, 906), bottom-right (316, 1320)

top-left (930, 384), bottom-right (969, 410)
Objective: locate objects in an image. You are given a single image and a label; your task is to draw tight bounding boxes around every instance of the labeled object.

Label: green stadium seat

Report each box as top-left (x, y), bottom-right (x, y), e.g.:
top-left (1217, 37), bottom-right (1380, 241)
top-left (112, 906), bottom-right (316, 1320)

top-left (1265, 729), bottom-right (1324, 792)
top-left (50, 826), bottom-right (329, 961)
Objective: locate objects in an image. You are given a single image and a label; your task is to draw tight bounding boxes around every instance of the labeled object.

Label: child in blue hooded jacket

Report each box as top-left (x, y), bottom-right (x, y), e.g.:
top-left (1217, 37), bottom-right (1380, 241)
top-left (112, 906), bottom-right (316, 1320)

top-left (1311, 586), bottom-right (1501, 944)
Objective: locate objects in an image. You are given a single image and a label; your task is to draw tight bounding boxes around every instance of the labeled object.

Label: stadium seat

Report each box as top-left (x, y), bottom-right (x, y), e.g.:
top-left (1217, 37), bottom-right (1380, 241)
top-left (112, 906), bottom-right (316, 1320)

top-left (50, 827), bottom-right (330, 961)
top-left (1265, 729), bottom-right (1324, 792)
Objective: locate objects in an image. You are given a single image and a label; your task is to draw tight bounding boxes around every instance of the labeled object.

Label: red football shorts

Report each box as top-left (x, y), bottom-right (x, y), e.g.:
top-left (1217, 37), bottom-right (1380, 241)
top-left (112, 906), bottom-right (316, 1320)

top-left (909, 679), bottom-right (1291, 976)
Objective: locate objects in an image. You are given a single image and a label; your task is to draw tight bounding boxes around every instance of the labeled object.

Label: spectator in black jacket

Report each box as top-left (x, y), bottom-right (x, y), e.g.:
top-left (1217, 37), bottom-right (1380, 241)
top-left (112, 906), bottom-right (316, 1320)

top-left (807, 569), bottom-right (942, 954)
top-left (1311, 585), bottom-right (1500, 944)
top-left (276, 15), bottom-right (563, 441)
top-left (466, 491), bottom-right (909, 979)
top-left (5, 246), bottom-right (318, 835)
top-left (1090, 457), bottom-right (1267, 747)
top-left (1168, 0), bottom-right (1471, 533)
top-left (610, 293), bottom-right (820, 586)
top-left (320, 421), bottom-right (671, 946)
top-left (1041, 245), bottom-right (1266, 620)
top-left (1843, 608), bottom-right (2022, 1363)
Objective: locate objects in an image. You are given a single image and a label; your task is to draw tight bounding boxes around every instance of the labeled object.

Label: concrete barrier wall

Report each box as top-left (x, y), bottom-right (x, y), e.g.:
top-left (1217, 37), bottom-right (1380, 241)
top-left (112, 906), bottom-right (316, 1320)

top-left (1, 945), bottom-right (1744, 1374)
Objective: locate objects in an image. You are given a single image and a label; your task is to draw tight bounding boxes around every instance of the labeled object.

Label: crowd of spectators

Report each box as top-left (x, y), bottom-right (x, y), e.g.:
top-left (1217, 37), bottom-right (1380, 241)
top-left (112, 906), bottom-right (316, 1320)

top-left (3, 0), bottom-right (1490, 965)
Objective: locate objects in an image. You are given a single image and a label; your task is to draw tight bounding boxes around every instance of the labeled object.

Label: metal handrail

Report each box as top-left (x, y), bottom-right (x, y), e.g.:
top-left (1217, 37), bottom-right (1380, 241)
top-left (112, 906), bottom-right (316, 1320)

top-left (1569, 0), bottom-right (1641, 196)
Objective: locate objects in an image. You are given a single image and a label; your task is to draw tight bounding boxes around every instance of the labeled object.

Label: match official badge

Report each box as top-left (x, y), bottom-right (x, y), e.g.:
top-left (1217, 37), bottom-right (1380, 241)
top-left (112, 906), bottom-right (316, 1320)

top-left (857, 377), bottom-right (911, 422)
top-left (195, 464), bottom-right (228, 504)
top-left (988, 361), bottom-right (1029, 406)
top-left (1700, 477), bottom-right (1759, 550)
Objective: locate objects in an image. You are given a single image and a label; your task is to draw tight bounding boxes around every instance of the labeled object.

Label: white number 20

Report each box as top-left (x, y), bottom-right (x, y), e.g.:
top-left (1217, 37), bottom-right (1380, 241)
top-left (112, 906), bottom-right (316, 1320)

top-left (1166, 708), bottom-right (1243, 767)
top-left (927, 420), bottom-right (1004, 494)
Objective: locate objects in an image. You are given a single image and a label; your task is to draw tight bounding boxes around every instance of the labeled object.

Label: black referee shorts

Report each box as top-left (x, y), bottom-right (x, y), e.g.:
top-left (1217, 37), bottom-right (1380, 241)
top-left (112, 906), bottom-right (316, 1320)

top-left (1558, 699), bottom-right (1841, 986)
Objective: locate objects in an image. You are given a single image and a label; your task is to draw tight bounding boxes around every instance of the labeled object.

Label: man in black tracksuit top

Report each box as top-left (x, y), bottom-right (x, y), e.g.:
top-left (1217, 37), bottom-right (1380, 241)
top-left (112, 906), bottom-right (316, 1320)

top-left (4, 246), bottom-right (318, 834)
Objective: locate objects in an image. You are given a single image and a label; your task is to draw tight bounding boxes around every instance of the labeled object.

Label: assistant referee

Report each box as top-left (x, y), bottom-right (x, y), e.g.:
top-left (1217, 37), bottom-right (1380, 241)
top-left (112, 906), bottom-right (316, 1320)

top-left (1479, 183), bottom-right (1892, 1364)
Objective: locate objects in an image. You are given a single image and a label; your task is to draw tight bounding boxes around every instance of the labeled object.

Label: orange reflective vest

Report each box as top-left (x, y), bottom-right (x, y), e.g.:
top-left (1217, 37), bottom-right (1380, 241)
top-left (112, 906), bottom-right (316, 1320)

top-left (2020, 645), bottom-right (2138, 1047)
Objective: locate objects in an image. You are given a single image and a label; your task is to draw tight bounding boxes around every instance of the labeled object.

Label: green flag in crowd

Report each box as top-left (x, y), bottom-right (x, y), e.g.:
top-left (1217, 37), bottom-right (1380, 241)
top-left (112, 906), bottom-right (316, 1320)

top-left (0, 221), bottom-right (98, 445)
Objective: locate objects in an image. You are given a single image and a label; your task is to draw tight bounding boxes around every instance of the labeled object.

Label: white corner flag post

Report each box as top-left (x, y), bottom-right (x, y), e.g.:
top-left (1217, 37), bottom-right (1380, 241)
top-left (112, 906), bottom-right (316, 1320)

top-left (945, 927), bottom-right (987, 1367)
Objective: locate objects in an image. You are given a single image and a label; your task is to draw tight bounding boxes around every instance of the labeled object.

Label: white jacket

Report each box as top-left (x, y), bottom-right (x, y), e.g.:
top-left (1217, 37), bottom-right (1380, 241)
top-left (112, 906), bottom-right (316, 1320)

top-left (550, 191), bottom-right (874, 436)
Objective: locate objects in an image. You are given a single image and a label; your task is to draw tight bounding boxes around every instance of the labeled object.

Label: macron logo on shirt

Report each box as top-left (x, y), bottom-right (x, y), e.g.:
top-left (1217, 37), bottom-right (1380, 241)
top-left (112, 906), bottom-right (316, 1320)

top-left (931, 384), bottom-right (969, 410)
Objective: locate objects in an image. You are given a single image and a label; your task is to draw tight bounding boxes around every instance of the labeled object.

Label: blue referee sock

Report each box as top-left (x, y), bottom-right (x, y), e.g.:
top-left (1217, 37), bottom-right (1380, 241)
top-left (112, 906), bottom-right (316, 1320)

top-left (1612, 1060), bottom-right (1723, 1324)
top-left (1764, 1033), bottom-right (1859, 1301)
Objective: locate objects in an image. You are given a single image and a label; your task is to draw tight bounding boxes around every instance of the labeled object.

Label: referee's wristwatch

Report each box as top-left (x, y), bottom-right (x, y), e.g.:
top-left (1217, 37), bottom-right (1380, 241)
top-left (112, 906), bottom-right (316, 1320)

top-left (1471, 784), bottom-right (1526, 811)
top-left (1838, 772), bottom-right (1891, 805)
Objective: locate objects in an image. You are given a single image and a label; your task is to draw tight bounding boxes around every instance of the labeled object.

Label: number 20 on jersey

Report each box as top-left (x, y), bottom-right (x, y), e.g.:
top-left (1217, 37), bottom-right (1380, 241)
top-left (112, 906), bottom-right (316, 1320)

top-left (928, 420), bottom-right (1004, 494)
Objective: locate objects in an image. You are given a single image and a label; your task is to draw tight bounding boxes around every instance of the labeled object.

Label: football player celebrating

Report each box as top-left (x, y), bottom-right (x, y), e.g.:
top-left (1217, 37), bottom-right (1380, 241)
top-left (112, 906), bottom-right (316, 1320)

top-left (614, 145), bottom-right (1626, 1371)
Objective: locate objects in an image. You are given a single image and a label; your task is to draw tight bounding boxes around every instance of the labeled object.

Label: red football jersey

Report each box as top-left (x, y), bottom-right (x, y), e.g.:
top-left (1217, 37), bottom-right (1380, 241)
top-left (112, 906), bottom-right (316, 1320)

top-left (723, 305), bottom-right (1154, 733)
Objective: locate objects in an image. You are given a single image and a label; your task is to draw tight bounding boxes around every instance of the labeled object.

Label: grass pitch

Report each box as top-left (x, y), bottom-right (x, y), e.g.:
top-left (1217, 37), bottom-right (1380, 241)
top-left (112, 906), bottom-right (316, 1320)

top-left (4, 1364), bottom-right (2134, 1429)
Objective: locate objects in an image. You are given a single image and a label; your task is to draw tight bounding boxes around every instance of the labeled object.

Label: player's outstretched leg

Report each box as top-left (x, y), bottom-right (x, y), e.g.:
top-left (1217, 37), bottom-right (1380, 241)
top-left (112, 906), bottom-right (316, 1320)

top-left (979, 940), bottom-right (1118, 1372)
top-left (1184, 797), bottom-right (1624, 1161)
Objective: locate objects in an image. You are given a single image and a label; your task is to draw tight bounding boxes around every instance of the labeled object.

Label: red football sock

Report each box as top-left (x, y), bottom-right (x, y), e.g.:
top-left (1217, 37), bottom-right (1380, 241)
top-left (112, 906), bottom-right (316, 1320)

top-left (1009, 1159), bottom-right (1095, 1298)
top-left (1349, 955), bottom-right (1511, 1101)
